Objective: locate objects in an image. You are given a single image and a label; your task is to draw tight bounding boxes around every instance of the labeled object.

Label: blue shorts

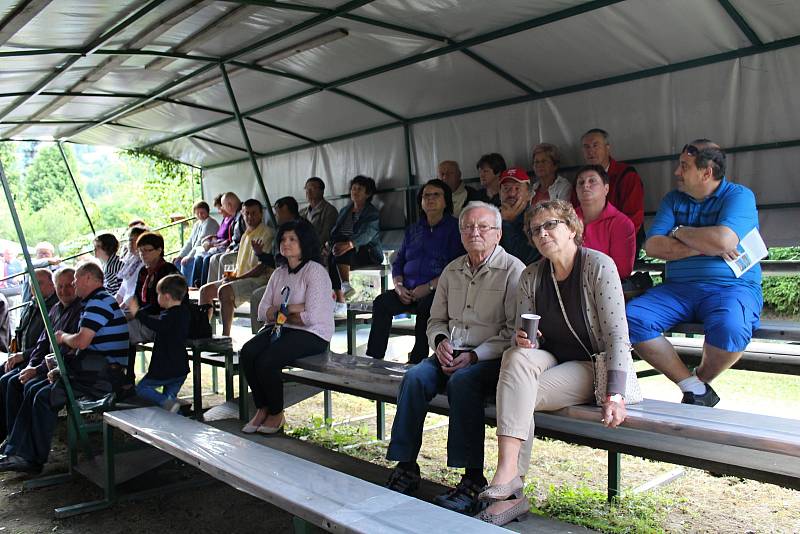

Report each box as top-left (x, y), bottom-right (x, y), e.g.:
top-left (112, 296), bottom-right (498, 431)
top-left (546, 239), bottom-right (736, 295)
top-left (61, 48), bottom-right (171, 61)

top-left (625, 281), bottom-right (762, 352)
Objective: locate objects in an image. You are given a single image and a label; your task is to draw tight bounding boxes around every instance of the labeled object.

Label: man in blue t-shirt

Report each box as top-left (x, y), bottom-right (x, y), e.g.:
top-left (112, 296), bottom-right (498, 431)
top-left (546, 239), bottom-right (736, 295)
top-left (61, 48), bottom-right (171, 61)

top-left (626, 140), bottom-right (762, 407)
top-left (0, 262), bottom-right (129, 474)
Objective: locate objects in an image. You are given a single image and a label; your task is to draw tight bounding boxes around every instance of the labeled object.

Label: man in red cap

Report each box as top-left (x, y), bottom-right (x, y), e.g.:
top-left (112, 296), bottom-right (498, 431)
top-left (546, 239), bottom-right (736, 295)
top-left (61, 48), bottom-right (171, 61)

top-left (498, 167), bottom-right (540, 265)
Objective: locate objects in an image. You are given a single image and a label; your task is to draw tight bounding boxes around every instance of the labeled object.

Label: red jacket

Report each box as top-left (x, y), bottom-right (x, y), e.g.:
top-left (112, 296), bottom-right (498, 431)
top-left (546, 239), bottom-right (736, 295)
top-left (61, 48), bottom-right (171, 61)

top-left (577, 202), bottom-right (636, 279)
top-left (606, 158), bottom-right (644, 231)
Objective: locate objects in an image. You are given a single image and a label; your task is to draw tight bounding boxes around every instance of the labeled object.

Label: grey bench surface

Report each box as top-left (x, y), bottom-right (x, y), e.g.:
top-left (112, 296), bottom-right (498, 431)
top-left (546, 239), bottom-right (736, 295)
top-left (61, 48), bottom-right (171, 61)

top-left (104, 407), bottom-right (507, 533)
top-left (285, 352), bottom-right (800, 487)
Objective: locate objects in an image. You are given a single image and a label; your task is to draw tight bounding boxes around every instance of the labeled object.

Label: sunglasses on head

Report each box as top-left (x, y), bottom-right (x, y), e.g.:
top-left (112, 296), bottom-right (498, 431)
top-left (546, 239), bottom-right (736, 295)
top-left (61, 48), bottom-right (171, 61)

top-left (682, 144), bottom-right (700, 156)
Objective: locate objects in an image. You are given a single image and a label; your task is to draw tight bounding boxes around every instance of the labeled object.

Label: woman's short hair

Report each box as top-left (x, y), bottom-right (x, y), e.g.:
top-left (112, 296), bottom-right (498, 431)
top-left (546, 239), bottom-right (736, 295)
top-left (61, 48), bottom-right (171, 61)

top-left (157, 274), bottom-right (188, 302)
top-left (526, 199), bottom-right (584, 246)
top-left (475, 153), bottom-right (507, 176)
top-left (416, 179), bottom-right (453, 217)
top-left (532, 143), bottom-right (561, 167)
top-left (94, 233), bottom-right (119, 256)
top-left (213, 193), bottom-right (223, 209)
top-left (128, 226), bottom-right (148, 241)
top-left (193, 200), bottom-right (210, 213)
top-left (275, 219), bottom-right (322, 266)
top-left (350, 175), bottom-right (376, 197)
top-left (575, 164), bottom-right (609, 184)
top-left (135, 232), bottom-right (165, 255)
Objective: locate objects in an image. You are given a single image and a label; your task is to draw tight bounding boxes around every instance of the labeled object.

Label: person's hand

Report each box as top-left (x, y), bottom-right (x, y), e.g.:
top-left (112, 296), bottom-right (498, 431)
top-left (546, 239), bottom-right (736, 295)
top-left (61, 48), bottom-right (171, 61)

top-left (265, 305), bottom-right (279, 323)
top-left (127, 298), bottom-right (140, 316)
top-left (720, 248), bottom-right (741, 262)
top-left (515, 328), bottom-right (539, 348)
top-left (202, 241), bottom-right (212, 251)
top-left (500, 196), bottom-right (527, 222)
top-left (19, 366), bottom-right (38, 384)
top-left (394, 282), bottom-right (413, 305)
top-left (601, 397), bottom-right (627, 428)
top-left (47, 368), bottom-right (60, 383)
top-left (47, 257), bottom-right (61, 266)
top-left (251, 239), bottom-right (265, 256)
top-left (54, 330), bottom-right (65, 345)
top-left (5, 353), bottom-right (23, 373)
top-left (441, 352), bottom-right (474, 375)
top-left (435, 338), bottom-right (454, 368)
top-left (410, 284), bottom-right (430, 302)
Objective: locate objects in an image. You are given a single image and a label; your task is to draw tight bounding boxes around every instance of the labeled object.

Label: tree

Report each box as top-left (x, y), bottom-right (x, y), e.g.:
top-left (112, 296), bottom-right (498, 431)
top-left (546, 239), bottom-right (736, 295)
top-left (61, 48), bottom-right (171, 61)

top-left (23, 144), bottom-right (82, 212)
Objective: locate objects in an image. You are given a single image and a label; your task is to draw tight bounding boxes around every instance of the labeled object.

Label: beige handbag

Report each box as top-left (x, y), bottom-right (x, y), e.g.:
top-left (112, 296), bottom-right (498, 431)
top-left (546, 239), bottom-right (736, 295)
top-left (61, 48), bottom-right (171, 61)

top-left (551, 269), bottom-right (642, 406)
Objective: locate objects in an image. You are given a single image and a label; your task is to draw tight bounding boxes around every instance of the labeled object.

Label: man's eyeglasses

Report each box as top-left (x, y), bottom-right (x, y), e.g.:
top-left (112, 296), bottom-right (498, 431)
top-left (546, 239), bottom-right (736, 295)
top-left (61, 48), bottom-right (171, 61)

top-left (460, 223), bottom-right (499, 234)
top-left (528, 219), bottom-right (566, 237)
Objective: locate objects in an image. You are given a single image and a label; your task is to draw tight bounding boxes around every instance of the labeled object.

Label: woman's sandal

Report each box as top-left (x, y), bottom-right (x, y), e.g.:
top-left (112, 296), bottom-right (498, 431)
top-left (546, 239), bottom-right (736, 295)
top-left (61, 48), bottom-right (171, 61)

top-left (474, 497), bottom-right (529, 526)
top-left (478, 476), bottom-right (524, 501)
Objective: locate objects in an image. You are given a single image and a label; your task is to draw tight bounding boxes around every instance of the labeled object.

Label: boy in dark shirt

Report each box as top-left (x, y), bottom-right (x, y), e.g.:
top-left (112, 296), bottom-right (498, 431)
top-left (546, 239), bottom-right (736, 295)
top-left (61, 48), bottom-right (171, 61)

top-left (128, 274), bottom-right (189, 412)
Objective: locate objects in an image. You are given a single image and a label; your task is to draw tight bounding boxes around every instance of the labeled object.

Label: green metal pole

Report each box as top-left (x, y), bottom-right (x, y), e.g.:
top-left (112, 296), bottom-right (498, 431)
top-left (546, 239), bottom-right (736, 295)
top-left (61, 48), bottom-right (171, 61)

top-left (0, 159), bottom-right (90, 453)
top-left (57, 142), bottom-right (96, 236)
top-left (403, 124), bottom-right (416, 226)
top-left (219, 63), bottom-right (277, 227)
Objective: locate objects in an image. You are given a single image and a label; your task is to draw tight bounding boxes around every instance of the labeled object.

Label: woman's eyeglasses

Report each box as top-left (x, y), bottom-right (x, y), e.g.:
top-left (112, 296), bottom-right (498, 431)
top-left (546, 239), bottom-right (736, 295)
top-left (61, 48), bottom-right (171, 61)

top-left (528, 219), bottom-right (566, 236)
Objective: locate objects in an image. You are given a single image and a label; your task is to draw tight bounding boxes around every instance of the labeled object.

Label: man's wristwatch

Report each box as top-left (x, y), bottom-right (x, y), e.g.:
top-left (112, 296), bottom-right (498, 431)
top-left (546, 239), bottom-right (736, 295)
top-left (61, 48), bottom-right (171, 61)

top-left (606, 394), bottom-right (623, 403)
top-left (428, 282), bottom-right (435, 292)
top-left (669, 225), bottom-right (683, 239)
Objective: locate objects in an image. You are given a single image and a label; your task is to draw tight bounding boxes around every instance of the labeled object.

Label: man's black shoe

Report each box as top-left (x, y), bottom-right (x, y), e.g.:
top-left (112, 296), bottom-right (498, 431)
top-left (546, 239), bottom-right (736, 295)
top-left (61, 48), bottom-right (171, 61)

top-left (433, 476), bottom-right (487, 515)
top-left (681, 384), bottom-right (720, 407)
top-left (0, 455), bottom-right (43, 474)
top-left (386, 463), bottom-right (421, 495)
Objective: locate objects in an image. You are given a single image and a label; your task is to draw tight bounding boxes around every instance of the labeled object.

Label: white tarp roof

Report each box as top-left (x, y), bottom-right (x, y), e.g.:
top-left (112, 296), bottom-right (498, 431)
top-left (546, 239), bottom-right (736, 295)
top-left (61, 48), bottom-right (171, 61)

top-left (1, 0), bottom-right (799, 243)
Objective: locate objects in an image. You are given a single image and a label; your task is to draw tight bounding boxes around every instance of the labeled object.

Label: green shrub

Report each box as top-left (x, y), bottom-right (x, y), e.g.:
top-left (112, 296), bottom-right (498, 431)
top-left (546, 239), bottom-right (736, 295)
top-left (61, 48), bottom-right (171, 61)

top-left (762, 276), bottom-right (800, 316)
top-left (287, 416), bottom-right (370, 450)
top-left (767, 247), bottom-right (800, 261)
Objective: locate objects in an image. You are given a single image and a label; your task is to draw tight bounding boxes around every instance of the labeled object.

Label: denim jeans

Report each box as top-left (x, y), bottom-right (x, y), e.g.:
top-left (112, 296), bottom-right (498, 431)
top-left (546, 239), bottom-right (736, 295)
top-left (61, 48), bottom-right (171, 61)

top-left (136, 376), bottom-right (187, 407)
top-left (386, 356), bottom-right (501, 469)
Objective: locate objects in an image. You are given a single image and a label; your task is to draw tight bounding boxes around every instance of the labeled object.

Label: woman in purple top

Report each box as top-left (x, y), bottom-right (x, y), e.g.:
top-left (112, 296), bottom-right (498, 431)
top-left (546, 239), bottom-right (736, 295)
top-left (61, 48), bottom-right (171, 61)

top-left (366, 179), bottom-right (465, 363)
top-left (239, 219), bottom-right (333, 435)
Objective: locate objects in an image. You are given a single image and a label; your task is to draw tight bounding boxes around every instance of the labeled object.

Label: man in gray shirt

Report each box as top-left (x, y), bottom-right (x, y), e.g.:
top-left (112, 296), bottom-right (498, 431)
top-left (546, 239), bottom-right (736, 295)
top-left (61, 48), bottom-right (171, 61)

top-left (299, 177), bottom-right (338, 251)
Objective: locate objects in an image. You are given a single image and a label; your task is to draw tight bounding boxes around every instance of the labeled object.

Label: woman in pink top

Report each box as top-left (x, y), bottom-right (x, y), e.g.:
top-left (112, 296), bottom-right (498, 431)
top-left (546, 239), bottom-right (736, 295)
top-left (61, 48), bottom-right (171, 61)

top-left (574, 165), bottom-right (636, 279)
top-left (239, 219), bottom-right (334, 435)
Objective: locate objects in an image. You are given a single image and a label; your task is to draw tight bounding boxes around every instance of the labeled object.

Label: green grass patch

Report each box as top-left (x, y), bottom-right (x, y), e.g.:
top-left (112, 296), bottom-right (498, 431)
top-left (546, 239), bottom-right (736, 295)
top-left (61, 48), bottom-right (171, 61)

top-left (531, 482), bottom-right (674, 533)
top-left (288, 416), bottom-right (371, 450)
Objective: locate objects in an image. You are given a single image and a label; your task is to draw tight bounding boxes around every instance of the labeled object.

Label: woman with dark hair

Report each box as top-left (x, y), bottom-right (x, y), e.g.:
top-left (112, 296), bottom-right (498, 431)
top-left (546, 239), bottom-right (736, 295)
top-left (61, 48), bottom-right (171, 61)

top-left (93, 233), bottom-right (124, 294)
top-left (114, 226), bottom-right (148, 306)
top-left (475, 153), bottom-right (506, 207)
top-left (328, 175), bottom-right (383, 316)
top-left (127, 232), bottom-right (179, 347)
top-left (366, 179), bottom-right (464, 363)
top-left (239, 219), bottom-right (333, 434)
top-left (175, 200), bottom-right (220, 285)
top-left (574, 165), bottom-right (635, 279)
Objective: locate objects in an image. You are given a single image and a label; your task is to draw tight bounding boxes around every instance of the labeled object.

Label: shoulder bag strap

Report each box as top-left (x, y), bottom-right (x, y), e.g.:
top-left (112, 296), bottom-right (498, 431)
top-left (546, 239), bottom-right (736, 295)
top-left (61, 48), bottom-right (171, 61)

top-left (549, 263), bottom-right (593, 360)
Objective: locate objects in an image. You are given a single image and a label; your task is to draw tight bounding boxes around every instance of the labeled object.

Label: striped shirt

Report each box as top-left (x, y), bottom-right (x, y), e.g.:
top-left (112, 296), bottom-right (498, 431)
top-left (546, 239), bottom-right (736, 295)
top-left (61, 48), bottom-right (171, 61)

top-left (104, 253), bottom-right (124, 295)
top-left (79, 287), bottom-right (130, 365)
top-left (648, 177), bottom-right (761, 286)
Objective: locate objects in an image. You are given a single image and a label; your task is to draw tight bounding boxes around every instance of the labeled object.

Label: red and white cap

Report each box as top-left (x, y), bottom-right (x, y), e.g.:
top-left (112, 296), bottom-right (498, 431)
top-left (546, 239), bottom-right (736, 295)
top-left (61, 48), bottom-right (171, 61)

top-left (499, 167), bottom-right (530, 185)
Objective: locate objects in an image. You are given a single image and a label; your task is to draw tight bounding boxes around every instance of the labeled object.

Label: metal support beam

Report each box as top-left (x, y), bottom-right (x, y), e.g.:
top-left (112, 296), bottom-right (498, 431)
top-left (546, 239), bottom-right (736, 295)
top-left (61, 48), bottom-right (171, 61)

top-left (608, 451), bottom-right (621, 501)
top-left (717, 0), bottom-right (762, 46)
top-left (0, 159), bottom-right (90, 456)
top-left (219, 64), bottom-right (276, 227)
top-left (0, 0), bottom-right (53, 46)
top-left (57, 141), bottom-right (96, 235)
top-left (403, 123), bottom-right (416, 226)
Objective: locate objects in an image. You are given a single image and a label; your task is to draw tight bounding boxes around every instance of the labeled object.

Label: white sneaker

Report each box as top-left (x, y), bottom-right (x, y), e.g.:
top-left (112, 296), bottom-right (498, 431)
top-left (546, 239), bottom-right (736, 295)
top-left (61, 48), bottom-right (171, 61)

top-left (342, 282), bottom-right (356, 299)
top-left (334, 302), bottom-right (348, 318)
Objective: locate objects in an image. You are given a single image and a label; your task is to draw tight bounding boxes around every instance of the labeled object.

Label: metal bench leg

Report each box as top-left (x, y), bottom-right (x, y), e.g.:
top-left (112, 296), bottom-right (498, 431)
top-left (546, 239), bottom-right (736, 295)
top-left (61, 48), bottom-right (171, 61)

top-left (238, 367), bottom-right (249, 422)
top-left (212, 366), bottom-right (220, 394)
top-left (192, 348), bottom-right (203, 421)
top-left (224, 351), bottom-right (234, 402)
top-left (376, 401), bottom-right (385, 440)
top-left (347, 309), bottom-right (356, 355)
top-left (608, 451), bottom-right (621, 501)
top-left (324, 390), bottom-right (333, 424)
top-left (292, 516), bottom-right (323, 533)
top-left (138, 347), bottom-right (146, 374)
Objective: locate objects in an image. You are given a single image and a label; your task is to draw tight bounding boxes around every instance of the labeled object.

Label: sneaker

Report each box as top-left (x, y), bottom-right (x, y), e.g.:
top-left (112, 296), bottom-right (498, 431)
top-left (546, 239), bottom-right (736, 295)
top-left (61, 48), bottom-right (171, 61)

top-left (386, 463), bottom-right (421, 495)
top-left (342, 282), bottom-right (356, 299)
top-left (333, 302), bottom-right (348, 319)
top-left (163, 398), bottom-right (181, 413)
top-left (681, 384), bottom-right (720, 407)
top-left (434, 475), bottom-right (487, 515)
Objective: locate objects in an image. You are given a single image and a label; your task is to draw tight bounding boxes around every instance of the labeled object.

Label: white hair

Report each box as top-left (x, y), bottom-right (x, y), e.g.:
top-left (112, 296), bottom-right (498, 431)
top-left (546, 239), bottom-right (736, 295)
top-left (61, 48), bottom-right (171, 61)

top-left (459, 201), bottom-right (502, 229)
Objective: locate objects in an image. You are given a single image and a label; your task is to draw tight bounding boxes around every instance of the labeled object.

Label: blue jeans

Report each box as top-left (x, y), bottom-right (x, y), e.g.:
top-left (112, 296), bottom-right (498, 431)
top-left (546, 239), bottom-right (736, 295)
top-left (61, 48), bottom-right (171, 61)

top-left (386, 356), bottom-right (501, 469)
top-left (180, 258), bottom-right (196, 286)
top-left (1, 367), bottom-right (47, 441)
top-left (3, 381), bottom-right (60, 466)
top-left (136, 376), bottom-right (186, 407)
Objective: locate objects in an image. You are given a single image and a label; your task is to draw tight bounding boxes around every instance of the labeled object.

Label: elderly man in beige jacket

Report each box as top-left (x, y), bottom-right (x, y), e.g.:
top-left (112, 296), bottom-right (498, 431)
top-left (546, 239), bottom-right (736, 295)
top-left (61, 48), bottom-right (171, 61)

top-left (383, 201), bottom-right (525, 515)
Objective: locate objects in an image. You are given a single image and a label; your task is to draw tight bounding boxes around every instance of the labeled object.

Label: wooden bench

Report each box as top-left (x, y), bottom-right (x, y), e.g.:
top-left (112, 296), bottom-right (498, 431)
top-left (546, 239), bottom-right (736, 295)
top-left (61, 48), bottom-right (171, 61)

top-left (283, 352), bottom-right (800, 499)
top-left (102, 407), bottom-right (507, 533)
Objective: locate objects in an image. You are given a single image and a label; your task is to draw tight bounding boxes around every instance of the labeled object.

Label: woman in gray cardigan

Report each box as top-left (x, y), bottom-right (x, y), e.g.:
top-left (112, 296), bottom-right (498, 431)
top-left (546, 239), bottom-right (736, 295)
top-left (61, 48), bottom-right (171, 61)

top-left (176, 200), bottom-right (220, 285)
top-left (477, 200), bottom-right (632, 526)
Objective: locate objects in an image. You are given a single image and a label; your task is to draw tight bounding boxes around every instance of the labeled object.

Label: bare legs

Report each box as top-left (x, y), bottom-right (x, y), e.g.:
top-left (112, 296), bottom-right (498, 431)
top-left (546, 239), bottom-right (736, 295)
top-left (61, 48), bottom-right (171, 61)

top-left (634, 336), bottom-right (743, 384)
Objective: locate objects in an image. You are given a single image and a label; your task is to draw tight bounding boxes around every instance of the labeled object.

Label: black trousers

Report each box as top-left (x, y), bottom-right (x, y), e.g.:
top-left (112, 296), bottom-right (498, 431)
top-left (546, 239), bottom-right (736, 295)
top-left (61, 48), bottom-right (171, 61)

top-left (239, 327), bottom-right (328, 414)
top-left (327, 244), bottom-right (378, 291)
top-left (366, 290), bottom-right (435, 363)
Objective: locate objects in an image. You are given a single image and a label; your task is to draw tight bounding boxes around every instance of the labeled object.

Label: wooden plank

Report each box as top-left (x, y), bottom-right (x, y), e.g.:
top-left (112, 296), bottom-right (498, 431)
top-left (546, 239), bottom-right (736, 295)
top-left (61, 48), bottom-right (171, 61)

top-left (670, 320), bottom-right (800, 342)
top-left (105, 408), bottom-right (507, 533)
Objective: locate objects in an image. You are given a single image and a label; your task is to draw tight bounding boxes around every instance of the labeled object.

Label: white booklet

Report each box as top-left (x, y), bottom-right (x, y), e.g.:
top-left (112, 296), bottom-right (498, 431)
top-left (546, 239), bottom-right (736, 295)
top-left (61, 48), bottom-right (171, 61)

top-left (725, 228), bottom-right (768, 277)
